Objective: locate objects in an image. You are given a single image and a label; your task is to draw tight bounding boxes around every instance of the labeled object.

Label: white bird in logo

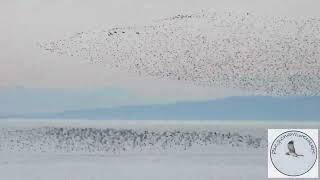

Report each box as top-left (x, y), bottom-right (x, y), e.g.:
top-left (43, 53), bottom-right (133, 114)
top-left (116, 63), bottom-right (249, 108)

top-left (286, 140), bottom-right (304, 157)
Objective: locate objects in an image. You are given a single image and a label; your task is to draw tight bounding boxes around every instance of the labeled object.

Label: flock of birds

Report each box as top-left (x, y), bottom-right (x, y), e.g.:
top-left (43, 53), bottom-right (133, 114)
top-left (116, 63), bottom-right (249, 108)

top-left (40, 11), bottom-right (320, 96)
top-left (0, 127), bottom-right (265, 154)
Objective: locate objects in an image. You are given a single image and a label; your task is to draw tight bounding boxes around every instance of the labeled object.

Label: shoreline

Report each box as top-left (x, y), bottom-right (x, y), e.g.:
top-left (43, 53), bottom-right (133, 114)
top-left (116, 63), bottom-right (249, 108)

top-left (0, 118), bottom-right (319, 130)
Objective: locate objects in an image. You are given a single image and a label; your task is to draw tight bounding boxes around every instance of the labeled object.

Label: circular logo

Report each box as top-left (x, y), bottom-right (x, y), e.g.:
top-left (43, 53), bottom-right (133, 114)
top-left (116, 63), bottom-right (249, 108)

top-left (270, 130), bottom-right (317, 176)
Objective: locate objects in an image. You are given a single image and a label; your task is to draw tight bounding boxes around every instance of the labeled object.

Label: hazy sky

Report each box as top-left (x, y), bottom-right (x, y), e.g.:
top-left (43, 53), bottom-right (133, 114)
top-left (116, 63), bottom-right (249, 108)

top-left (1, 0), bottom-right (320, 88)
top-left (1, 0), bottom-right (320, 114)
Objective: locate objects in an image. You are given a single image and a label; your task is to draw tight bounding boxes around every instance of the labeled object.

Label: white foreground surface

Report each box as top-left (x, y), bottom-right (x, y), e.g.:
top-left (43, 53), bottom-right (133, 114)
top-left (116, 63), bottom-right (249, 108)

top-left (0, 120), bottom-right (319, 180)
top-left (0, 150), bottom-right (264, 180)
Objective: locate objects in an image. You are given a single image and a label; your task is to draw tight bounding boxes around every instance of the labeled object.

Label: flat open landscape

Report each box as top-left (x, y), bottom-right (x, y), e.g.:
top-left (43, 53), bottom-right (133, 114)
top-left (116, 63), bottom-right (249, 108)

top-left (1, 0), bottom-right (320, 179)
top-left (0, 119), bottom-right (318, 180)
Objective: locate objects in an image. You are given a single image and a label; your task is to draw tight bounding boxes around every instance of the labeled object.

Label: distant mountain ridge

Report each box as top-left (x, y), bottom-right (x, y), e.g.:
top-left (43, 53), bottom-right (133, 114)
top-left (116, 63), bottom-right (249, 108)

top-left (4, 96), bottom-right (319, 121)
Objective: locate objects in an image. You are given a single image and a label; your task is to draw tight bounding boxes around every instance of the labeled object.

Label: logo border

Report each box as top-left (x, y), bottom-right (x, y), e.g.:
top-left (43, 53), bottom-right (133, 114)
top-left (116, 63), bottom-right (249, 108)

top-left (269, 130), bottom-right (318, 177)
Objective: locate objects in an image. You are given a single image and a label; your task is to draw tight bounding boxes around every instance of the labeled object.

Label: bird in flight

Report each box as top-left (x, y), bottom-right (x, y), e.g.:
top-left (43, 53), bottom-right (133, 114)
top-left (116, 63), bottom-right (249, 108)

top-left (285, 140), bottom-right (304, 157)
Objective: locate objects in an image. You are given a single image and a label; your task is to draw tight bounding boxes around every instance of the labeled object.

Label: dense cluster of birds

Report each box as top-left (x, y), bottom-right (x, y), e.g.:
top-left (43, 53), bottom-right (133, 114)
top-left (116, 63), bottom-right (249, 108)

top-left (40, 11), bottom-right (320, 96)
top-left (0, 127), bottom-right (265, 154)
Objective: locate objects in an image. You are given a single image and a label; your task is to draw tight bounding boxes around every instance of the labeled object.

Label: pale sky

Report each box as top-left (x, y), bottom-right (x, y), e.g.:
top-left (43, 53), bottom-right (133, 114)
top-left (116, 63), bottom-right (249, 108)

top-left (1, 0), bottom-right (320, 113)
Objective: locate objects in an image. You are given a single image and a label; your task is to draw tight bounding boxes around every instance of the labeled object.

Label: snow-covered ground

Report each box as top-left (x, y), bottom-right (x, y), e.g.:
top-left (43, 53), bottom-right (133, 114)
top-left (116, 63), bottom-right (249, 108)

top-left (0, 119), bottom-right (319, 180)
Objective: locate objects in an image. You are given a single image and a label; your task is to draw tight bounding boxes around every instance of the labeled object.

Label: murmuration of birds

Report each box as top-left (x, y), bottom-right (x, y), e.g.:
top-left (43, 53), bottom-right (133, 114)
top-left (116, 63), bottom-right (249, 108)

top-left (39, 11), bottom-right (320, 96)
top-left (0, 127), bottom-right (265, 154)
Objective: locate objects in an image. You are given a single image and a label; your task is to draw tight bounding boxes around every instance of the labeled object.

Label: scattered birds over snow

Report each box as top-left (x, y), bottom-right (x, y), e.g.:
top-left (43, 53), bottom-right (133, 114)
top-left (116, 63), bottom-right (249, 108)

top-left (0, 127), bottom-right (265, 154)
top-left (40, 11), bottom-right (320, 96)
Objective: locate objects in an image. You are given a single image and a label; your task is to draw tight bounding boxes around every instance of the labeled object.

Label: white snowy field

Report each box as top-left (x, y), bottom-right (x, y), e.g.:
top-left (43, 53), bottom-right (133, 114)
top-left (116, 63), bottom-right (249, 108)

top-left (0, 119), bottom-right (319, 180)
